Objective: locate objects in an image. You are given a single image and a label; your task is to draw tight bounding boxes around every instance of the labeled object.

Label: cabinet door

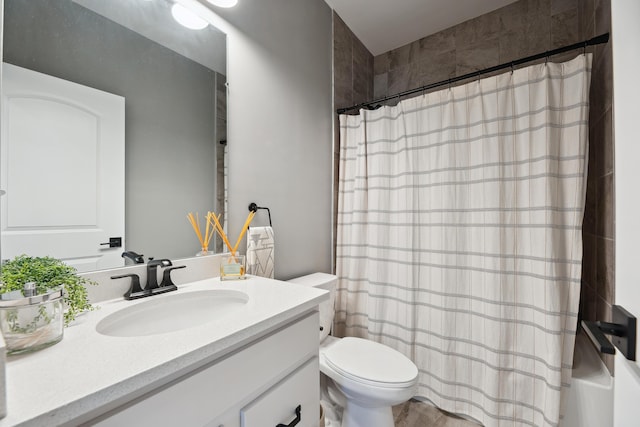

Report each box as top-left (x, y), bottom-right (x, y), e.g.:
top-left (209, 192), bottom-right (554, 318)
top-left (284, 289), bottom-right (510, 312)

top-left (241, 357), bottom-right (319, 427)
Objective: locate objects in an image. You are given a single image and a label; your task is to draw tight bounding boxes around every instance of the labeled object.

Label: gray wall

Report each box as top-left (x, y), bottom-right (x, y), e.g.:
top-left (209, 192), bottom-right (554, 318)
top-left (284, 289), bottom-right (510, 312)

top-left (214, 0), bottom-right (334, 279)
top-left (3, 0), bottom-right (335, 279)
top-left (3, 0), bottom-right (220, 260)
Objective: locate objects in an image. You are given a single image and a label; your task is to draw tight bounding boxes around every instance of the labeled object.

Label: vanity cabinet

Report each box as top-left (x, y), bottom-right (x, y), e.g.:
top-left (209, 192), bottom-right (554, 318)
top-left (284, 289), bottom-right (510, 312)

top-left (90, 312), bottom-right (320, 427)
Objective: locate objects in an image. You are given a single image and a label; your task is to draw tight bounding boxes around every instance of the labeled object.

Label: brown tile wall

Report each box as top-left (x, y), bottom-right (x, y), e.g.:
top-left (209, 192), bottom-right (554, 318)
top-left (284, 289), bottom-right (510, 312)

top-left (333, 0), bottom-right (614, 372)
top-left (372, 0), bottom-right (585, 99)
top-left (333, 12), bottom-right (374, 110)
top-left (579, 0), bottom-right (614, 374)
top-left (333, 12), bottom-right (374, 271)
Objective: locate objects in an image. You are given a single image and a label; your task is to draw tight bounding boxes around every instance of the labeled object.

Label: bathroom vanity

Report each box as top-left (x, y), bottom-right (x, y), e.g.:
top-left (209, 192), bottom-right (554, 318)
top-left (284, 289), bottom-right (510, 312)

top-left (0, 276), bottom-right (327, 426)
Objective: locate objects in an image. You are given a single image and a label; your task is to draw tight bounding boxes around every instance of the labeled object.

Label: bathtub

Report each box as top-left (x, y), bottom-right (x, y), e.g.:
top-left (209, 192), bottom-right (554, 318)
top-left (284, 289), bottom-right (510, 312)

top-left (562, 330), bottom-right (614, 427)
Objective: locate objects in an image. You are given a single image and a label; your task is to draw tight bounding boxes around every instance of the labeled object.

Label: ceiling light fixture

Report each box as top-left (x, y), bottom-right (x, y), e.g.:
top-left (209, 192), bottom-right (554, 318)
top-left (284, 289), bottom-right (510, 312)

top-left (206, 0), bottom-right (238, 8)
top-left (171, 3), bottom-right (208, 30)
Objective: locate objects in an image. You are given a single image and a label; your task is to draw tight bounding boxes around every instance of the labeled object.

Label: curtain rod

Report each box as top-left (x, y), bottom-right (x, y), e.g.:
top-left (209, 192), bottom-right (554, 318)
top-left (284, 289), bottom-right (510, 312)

top-left (337, 33), bottom-right (610, 115)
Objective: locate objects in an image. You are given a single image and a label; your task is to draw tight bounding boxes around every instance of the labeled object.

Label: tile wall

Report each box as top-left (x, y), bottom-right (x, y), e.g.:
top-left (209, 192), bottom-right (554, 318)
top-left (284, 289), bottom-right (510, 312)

top-left (579, 0), bottom-right (614, 373)
top-left (333, 12), bottom-right (373, 259)
top-left (333, 0), bottom-right (614, 372)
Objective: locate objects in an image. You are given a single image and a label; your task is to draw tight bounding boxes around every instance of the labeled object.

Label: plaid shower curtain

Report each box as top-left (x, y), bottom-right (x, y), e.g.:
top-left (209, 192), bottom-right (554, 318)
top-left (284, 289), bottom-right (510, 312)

top-left (335, 54), bottom-right (591, 427)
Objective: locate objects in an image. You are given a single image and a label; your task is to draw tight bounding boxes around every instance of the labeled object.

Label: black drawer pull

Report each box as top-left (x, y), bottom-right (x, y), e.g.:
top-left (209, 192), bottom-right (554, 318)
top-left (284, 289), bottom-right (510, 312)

top-left (276, 405), bottom-right (301, 427)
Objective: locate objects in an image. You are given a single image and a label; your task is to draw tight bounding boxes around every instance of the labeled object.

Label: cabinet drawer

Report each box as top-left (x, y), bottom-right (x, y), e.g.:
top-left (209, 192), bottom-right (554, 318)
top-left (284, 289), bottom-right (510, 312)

top-left (241, 357), bottom-right (319, 427)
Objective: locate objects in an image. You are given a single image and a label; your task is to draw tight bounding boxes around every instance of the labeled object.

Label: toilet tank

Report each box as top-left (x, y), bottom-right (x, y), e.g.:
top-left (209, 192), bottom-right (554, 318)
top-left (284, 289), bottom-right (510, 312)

top-left (288, 273), bottom-right (336, 342)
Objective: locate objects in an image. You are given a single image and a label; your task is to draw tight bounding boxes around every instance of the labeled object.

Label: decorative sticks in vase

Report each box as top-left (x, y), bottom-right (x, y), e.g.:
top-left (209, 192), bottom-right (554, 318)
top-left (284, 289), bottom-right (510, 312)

top-left (187, 212), bottom-right (215, 255)
top-left (208, 210), bottom-right (255, 257)
top-left (187, 210), bottom-right (256, 279)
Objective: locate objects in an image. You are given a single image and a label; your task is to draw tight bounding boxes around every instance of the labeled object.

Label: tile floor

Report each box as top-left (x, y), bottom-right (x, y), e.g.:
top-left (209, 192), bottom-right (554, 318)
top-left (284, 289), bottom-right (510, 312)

top-left (392, 399), bottom-right (482, 427)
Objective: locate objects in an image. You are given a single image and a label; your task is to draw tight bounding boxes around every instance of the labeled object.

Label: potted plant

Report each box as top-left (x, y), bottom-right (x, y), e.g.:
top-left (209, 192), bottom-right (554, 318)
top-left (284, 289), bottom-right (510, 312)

top-left (0, 255), bottom-right (96, 354)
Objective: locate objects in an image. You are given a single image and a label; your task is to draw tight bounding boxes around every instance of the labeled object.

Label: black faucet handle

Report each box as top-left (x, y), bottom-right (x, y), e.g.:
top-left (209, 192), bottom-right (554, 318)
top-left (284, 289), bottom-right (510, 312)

top-left (146, 259), bottom-right (173, 291)
top-left (111, 273), bottom-right (145, 300)
top-left (160, 265), bottom-right (186, 289)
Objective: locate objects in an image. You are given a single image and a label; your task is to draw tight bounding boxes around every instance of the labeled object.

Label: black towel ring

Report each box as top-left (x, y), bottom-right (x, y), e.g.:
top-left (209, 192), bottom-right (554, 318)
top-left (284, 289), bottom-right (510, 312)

top-left (248, 202), bottom-right (272, 227)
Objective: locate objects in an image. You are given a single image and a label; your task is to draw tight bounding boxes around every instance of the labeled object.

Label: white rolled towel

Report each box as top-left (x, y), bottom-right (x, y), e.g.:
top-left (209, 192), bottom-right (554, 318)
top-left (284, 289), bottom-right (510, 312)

top-left (246, 226), bottom-right (275, 278)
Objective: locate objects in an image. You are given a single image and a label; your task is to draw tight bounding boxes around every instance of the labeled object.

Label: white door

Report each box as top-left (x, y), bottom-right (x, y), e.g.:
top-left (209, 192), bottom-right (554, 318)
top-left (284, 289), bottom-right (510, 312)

top-left (1, 63), bottom-right (125, 272)
top-left (612, 1), bottom-right (640, 426)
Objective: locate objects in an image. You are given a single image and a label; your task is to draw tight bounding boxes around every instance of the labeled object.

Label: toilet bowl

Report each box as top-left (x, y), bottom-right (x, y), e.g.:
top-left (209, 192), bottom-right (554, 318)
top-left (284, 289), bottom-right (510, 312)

top-left (288, 273), bottom-right (418, 427)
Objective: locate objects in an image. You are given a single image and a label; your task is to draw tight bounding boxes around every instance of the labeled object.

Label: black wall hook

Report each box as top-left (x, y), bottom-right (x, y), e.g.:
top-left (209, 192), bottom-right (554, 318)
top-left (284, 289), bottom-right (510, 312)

top-left (248, 202), bottom-right (272, 227)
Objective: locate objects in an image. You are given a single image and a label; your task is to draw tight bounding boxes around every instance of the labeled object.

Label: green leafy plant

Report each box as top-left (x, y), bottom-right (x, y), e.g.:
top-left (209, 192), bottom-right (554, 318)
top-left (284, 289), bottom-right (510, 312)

top-left (0, 255), bottom-right (96, 326)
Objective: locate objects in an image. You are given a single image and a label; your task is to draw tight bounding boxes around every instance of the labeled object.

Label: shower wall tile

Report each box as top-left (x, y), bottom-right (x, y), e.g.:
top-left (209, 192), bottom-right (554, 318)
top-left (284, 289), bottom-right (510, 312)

top-left (597, 173), bottom-right (614, 239)
top-left (332, 11), bottom-right (373, 110)
top-left (595, 0), bottom-right (611, 36)
top-left (374, 54), bottom-right (389, 75)
top-left (456, 38), bottom-right (500, 75)
top-left (417, 28), bottom-right (456, 59)
top-left (416, 52), bottom-right (456, 87)
top-left (583, 175), bottom-right (598, 235)
top-left (601, 110), bottom-right (613, 175)
top-left (551, 0), bottom-right (578, 15)
top-left (525, 13), bottom-right (552, 55)
top-left (353, 41), bottom-right (373, 104)
top-left (388, 44), bottom-right (412, 71)
top-left (596, 237), bottom-right (615, 302)
top-left (499, 30), bottom-right (527, 63)
top-left (591, 45), bottom-right (613, 120)
top-left (527, 0), bottom-right (551, 14)
top-left (551, 8), bottom-right (580, 48)
top-left (371, 0), bottom-right (577, 102)
top-left (333, 13), bottom-right (353, 109)
top-left (332, 10), bottom-right (374, 264)
top-left (499, 0), bottom-right (528, 32)
top-left (388, 65), bottom-right (411, 95)
top-left (578, 0), bottom-right (613, 374)
top-left (455, 10), bottom-right (501, 47)
top-left (373, 73), bottom-right (388, 99)
top-left (580, 1), bottom-right (596, 40)
top-left (580, 281), bottom-right (597, 324)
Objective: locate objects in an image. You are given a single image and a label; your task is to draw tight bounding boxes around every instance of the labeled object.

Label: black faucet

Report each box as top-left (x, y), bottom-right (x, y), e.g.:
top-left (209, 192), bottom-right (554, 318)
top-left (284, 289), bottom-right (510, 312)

top-left (111, 258), bottom-right (185, 300)
top-left (122, 251), bottom-right (145, 264)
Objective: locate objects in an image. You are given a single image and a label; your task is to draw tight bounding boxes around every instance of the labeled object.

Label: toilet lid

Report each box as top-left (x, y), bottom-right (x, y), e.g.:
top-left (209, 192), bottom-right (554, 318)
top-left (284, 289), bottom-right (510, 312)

top-left (323, 337), bottom-right (418, 388)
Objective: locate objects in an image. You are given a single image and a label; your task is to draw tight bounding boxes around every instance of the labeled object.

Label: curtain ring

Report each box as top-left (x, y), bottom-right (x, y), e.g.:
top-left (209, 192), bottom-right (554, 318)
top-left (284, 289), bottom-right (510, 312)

top-left (583, 41), bottom-right (588, 56)
top-left (545, 55), bottom-right (549, 65)
top-left (510, 62), bottom-right (514, 74)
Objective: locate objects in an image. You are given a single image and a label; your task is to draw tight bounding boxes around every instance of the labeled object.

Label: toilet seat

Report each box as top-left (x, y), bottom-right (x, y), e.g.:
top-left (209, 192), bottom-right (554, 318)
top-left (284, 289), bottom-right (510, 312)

top-left (323, 337), bottom-right (418, 388)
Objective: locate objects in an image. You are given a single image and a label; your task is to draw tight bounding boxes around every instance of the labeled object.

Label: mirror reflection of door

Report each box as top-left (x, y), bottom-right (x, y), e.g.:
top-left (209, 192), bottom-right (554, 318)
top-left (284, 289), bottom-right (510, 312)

top-left (1, 63), bottom-right (125, 272)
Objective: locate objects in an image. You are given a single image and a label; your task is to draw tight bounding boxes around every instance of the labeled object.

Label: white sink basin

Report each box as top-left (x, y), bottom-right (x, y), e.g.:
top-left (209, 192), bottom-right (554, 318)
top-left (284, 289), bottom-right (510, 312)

top-left (96, 290), bottom-right (249, 337)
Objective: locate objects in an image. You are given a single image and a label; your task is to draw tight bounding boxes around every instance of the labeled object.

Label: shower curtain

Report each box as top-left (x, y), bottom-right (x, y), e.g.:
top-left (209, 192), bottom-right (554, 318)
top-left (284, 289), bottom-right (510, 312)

top-left (335, 54), bottom-right (591, 427)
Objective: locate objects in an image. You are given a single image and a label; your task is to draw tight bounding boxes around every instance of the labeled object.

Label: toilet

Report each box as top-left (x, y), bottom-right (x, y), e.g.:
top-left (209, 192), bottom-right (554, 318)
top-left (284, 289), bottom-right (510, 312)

top-left (288, 273), bottom-right (418, 427)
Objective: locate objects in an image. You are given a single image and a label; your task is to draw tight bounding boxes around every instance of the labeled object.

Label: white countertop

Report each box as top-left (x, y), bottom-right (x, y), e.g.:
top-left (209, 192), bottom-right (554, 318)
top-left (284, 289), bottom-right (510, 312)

top-left (0, 276), bottom-right (328, 426)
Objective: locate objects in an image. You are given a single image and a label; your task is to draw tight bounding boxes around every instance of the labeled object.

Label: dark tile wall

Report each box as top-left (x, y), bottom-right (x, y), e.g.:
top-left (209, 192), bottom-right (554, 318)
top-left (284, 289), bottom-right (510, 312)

top-left (333, 0), bottom-right (615, 372)
top-left (333, 12), bottom-right (374, 266)
top-left (579, 0), bottom-right (614, 374)
top-left (372, 0), bottom-right (587, 99)
top-left (333, 12), bottom-right (374, 110)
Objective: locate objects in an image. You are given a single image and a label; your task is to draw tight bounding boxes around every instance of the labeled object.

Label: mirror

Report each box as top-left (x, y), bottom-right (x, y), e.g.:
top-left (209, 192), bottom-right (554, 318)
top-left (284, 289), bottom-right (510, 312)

top-left (1, 0), bottom-right (227, 272)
